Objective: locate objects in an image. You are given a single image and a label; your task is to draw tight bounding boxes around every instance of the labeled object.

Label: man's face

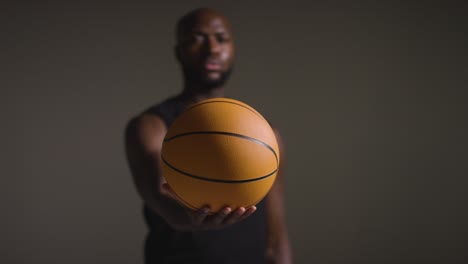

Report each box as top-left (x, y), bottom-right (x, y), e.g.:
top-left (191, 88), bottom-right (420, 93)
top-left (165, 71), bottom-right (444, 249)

top-left (177, 11), bottom-right (235, 87)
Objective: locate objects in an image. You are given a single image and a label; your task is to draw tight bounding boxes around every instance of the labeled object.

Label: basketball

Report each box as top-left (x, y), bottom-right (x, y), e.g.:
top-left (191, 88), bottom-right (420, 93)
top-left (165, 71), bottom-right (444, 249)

top-left (161, 98), bottom-right (279, 212)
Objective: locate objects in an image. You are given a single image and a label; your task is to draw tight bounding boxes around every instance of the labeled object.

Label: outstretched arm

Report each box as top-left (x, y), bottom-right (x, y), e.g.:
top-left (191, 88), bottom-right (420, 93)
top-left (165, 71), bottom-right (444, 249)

top-left (265, 129), bottom-right (293, 264)
top-left (125, 114), bottom-right (256, 231)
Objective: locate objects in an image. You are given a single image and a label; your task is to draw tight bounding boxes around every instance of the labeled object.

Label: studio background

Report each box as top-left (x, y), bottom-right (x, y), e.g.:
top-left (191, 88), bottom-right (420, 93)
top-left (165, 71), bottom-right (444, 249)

top-left (2, 1), bottom-right (467, 263)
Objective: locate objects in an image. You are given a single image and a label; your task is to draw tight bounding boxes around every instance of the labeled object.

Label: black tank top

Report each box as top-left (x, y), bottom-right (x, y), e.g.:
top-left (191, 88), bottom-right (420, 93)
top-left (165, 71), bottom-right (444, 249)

top-left (142, 95), bottom-right (268, 264)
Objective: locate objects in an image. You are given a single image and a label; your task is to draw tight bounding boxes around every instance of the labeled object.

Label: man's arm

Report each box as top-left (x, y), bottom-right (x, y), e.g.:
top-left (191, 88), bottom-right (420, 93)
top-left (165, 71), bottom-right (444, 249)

top-left (125, 114), bottom-right (256, 231)
top-left (125, 114), bottom-right (189, 228)
top-left (265, 129), bottom-right (293, 264)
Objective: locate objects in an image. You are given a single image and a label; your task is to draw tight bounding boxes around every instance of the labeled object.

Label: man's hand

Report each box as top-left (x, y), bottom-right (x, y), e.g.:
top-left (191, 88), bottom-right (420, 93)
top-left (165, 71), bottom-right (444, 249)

top-left (162, 183), bottom-right (256, 231)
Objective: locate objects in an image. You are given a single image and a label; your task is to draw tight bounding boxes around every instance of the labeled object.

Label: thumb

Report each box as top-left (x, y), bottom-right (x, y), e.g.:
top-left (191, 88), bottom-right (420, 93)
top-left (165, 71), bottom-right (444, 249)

top-left (161, 183), bottom-right (178, 200)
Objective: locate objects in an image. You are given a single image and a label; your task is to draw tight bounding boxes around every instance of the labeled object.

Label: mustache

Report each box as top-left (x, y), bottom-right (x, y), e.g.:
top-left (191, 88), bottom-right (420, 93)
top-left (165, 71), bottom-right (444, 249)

top-left (183, 65), bottom-right (234, 88)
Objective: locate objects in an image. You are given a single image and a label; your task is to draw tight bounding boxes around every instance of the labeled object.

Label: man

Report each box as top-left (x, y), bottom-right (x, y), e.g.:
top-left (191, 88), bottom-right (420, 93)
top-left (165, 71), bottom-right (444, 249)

top-left (125, 8), bottom-right (292, 264)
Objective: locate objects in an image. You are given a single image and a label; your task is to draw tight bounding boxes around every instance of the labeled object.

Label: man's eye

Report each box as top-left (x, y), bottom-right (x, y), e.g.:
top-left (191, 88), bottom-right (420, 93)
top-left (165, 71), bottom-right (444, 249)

top-left (188, 34), bottom-right (204, 44)
top-left (217, 35), bottom-right (230, 43)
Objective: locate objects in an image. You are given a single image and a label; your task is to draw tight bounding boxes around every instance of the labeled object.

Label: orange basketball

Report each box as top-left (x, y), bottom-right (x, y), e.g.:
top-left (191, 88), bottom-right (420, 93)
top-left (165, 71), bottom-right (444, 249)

top-left (161, 98), bottom-right (279, 212)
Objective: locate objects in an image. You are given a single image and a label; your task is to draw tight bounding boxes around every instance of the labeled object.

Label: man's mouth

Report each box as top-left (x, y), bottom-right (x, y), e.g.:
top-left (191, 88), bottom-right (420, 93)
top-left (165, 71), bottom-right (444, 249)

top-left (204, 60), bottom-right (222, 71)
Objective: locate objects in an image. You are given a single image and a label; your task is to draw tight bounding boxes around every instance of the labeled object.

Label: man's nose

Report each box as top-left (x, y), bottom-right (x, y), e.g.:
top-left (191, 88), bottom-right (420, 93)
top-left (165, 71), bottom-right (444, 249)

top-left (205, 36), bottom-right (221, 55)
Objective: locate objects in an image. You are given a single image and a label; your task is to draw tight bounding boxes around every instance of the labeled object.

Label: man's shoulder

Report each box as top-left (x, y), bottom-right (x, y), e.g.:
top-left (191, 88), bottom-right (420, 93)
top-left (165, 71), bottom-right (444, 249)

top-left (125, 96), bottom-right (175, 132)
top-left (142, 94), bottom-right (186, 128)
top-left (124, 113), bottom-right (166, 147)
top-left (143, 94), bottom-right (182, 116)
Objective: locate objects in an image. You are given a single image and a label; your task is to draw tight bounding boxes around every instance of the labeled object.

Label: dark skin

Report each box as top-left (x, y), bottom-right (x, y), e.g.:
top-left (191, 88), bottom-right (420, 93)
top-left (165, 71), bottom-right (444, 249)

top-left (125, 8), bottom-right (292, 263)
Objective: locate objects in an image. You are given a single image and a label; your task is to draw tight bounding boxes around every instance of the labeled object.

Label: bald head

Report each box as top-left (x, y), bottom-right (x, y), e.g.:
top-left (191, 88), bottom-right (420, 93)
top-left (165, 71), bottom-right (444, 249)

top-left (176, 8), bottom-right (232, 45)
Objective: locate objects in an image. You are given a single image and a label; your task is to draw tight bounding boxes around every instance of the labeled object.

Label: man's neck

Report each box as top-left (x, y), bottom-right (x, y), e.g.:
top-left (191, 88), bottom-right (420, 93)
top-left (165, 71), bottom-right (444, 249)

top-left (180, 84), bottom-right (225, 104)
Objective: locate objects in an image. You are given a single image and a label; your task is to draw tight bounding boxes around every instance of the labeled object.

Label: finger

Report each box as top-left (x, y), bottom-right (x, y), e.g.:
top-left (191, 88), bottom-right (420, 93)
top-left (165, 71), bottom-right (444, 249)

top-left (193, 206), bottom-right (210, 224)
top-left (223, 207), bottom-right (246, 225)
top-left (212, 207), bottom-right (231, 225)
top-left (238, 206), bottom-right (256, 221)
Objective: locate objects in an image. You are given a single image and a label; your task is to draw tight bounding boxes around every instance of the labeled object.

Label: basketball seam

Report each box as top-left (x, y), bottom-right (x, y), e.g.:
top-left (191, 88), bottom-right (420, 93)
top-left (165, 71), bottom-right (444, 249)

top-left (164, 131), bottom-right (279, 165)
top-left (171, 191), bottom-right (199, 211)
top-left (184, 99), bottom-right (266, 121)
top-left (162, 155), bottom-right (278, 183)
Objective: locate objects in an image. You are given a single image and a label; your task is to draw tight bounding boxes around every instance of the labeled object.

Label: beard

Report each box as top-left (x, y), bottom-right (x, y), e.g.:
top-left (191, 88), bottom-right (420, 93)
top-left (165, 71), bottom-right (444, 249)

top-left (182, 66), bottom-right (233, 90)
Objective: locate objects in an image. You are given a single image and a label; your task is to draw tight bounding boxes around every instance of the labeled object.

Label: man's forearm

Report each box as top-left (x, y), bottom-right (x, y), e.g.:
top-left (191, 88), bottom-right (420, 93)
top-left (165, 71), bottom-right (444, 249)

top-left (144, 191), bottom-right (193, 230)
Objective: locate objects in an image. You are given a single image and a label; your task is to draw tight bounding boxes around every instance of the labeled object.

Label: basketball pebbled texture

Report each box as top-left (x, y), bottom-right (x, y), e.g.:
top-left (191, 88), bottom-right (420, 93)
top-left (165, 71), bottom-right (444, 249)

top-left (161, 98), bottom-right (279, 212)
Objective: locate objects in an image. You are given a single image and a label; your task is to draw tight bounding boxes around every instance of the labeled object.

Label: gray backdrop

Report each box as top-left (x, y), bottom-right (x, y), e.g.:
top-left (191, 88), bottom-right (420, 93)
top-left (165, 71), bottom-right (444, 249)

top-left (2, 1), bottom-right (467, 263)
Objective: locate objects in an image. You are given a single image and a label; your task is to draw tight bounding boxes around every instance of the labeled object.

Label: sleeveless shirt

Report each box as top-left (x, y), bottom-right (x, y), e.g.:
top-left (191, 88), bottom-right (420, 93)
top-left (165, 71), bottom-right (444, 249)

top-left (142, 94), bottom-right (268, 264)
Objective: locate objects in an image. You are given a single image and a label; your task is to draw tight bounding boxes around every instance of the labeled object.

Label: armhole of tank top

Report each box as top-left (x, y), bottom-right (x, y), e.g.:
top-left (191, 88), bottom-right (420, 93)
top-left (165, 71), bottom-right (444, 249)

top-left (143, 105), bottom-right (168, 129)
